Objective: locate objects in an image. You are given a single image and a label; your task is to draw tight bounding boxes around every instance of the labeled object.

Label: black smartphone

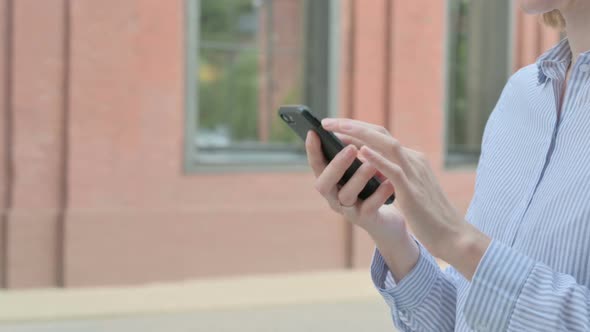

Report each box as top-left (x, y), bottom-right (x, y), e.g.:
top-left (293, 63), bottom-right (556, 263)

top-left (279, 105), bottom-right (394, 205)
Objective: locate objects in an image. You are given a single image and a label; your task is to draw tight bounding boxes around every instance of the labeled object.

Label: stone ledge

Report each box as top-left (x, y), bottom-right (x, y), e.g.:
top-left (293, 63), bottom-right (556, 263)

top-left (0, 270), bottom-right (380, 322)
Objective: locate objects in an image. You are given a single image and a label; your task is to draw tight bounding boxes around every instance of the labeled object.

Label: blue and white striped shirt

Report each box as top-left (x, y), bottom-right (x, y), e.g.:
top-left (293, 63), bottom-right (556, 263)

top-left (371, 39), bottom-right (590, 331)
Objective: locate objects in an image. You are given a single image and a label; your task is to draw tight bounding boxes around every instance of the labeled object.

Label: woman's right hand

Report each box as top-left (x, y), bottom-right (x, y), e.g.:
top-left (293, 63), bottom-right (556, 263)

top-left (305, 130), bottom-right (419, 280)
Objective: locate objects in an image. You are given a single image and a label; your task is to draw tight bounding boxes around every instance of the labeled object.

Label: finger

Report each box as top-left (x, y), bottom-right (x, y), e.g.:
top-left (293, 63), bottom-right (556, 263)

top-left (336, 132), bottom-right (369, 163)
top-left (334, 133), bottom-right (365, 149)
top-left (339, 202), bottom-right (360, 221)
top-left (336, 135), bottom-right (415, 170)
top-left (305, 131), bottom-right (327, 177)
top-left (359, 146), bottom-right (409, 193)
top-left (314, 145), bottom-right (358, 198)
top-left (325, 120), bottom-right (411, 174)
top-left (337, 162), bottom-right (378, 207)
top-left (375, 169), bottom-right (386, 181)
top-left (334, 134), bottom-right (390, 175)
top-left (358, 179), bottom-right (396, 215)
top-left (322, 118), bottom-right (389, 135)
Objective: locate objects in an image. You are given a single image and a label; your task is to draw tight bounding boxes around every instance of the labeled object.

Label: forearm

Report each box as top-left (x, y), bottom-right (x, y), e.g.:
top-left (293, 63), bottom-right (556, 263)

top-left (369, 230), bottom-right (457, 332)
top-left (366, 226), bottom-right (420, 283)
top-left (441, 223), bottom-right (491, 281)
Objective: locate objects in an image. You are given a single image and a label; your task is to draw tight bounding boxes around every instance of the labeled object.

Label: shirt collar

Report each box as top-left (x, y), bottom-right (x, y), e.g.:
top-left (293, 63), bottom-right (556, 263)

top-left (536, 38), bottom-right (572, 85)
top-left (536, 38), bottom-right (590, 85)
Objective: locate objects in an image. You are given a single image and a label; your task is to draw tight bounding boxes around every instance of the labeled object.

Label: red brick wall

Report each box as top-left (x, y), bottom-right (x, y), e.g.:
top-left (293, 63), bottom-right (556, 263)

top-left (63, 0), bottom-right (347, 287)
top-left (0, 0), bottom-right (560, 288)
top-left (1, 0), bottom-right (68, 288)
top-left (0, 0), bottom-right (8, 288)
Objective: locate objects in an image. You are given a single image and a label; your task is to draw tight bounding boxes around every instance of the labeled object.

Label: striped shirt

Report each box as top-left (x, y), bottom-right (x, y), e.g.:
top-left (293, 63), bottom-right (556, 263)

top-left (371, 39), bottom-right (590, 331)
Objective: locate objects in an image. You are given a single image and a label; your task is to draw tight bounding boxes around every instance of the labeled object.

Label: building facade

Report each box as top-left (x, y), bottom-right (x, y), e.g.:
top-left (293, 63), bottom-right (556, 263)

top-left (0, 0), bottom-right (559, 288)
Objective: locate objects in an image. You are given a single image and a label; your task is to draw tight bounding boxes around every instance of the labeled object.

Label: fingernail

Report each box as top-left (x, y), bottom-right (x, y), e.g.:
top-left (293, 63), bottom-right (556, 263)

top-left (344, 145), bottom-right (356, 156)
top-left (321, 118), bottom-right (336, 128)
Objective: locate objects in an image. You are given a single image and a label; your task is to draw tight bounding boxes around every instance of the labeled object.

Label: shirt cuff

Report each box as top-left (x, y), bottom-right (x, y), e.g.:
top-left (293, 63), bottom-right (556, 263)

top-left (463, 240), bottom-right (535, 332)
top-left (370, 241), bottom-right (440, 310)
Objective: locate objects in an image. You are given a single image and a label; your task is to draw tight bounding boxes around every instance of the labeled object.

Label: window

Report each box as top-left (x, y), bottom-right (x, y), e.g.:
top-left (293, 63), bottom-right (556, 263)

top-left (445, 0), bottom-right (513, 166)
top-left (185, 0), bottom-right (340, 171)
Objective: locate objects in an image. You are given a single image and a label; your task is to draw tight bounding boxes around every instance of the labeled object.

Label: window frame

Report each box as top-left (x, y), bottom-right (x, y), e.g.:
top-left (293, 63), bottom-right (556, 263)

top-left (443, 0), bottom-right (516, 169)
top-left (184, 0), bottom-right (342, 173)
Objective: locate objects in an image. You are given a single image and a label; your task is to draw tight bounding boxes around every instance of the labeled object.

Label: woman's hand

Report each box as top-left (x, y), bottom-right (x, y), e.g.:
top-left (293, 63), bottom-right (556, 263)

top-left (321, 118), bottom-right (491, 280)
top-left (305, 130), bottom-right (419, 280)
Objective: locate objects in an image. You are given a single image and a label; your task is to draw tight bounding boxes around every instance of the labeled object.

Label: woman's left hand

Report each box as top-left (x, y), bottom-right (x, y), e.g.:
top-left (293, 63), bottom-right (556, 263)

top-left (322, 118), bottom-right (491, 280)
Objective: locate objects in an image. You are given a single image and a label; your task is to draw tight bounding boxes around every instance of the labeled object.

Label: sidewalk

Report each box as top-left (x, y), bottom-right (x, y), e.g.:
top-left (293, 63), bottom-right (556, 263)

top-left (0, 270), bottom-right (396, 332)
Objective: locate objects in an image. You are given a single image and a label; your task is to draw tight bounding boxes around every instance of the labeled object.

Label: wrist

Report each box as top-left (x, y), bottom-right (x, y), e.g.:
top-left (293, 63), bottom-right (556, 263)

top-left (363, 217), bottom-right (409, 248)
top-left (371, 228), bottom-right (420, 282)
top-left (369, 226), bottom-right (414, 253)
top-left (365, 220), bottom-right (416, 258)
top-left (445, 223), bottom-right (491, 280)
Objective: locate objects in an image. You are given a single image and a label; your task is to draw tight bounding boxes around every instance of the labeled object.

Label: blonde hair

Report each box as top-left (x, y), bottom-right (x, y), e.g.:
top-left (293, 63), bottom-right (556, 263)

top-left (542, 10), bottom-right (566, 29)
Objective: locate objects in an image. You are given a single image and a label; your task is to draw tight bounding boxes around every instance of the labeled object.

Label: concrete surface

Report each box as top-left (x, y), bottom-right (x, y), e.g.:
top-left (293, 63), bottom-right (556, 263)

top-left (0, 270), bottom-right (397, 331)
top-left (0, 300), bottom-right (395, 332)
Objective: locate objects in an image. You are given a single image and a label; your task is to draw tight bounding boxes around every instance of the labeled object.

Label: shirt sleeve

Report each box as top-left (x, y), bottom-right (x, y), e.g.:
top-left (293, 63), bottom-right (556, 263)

top-left (369, 72), bottom-right (515, 331)
top-left (463, 240), bottom-right (590, 331)
top-left (371, 241), bottom-right (459, 331)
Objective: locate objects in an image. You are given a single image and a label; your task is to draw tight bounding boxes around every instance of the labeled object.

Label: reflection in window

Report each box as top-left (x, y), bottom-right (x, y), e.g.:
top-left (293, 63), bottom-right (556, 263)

top-left (190, 0), bottom-right (335, 165)
top-left (446, 0), bottom-right (511, 165)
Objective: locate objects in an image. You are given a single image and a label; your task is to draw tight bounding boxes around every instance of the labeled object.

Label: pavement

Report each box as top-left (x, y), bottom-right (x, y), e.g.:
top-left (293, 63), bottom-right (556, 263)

top-left (0, 270), bottom-right (397, 332)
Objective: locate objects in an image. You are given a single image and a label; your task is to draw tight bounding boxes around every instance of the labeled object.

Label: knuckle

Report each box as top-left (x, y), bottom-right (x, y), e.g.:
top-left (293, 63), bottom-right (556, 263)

top-left (381, 180), bottom-right (395, 192)
top-left (389, 138), bottom-right (402, 151)
top-left (390, 165), bottom-right (406, 180)
top-left (314, 181), bottom-right (329, 196)
top-left (390, 163), bottom-right (402, 174)
top-left (356, 126), bottom-right (368, 137)
top-left (328, 201), bottom-right (341, 212)
top-left (376, 126), bottom-right (388, 134)
top-left (387, 182), bottom-right (397, 193)
top-left (337, 191), bottom-right (353, 207)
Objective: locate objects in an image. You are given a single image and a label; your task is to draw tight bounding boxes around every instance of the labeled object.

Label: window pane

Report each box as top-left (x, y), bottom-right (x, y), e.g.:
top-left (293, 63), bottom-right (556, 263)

top-left (447, 0), bottom-right (511, 162)
top-left (198, 48), bottom-right (260, 144)
top-left (195, 0), bottom-right (331, 154)
top-left (200, 0), bottom-right (259, 44)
